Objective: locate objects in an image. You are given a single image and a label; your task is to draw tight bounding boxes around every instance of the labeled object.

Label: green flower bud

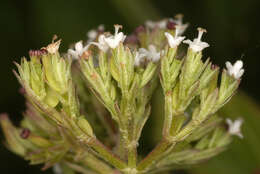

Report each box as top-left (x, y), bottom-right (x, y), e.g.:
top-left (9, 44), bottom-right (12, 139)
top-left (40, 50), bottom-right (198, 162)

top-left (195, 135), bottom-right (210, 150)
top-left (187, 115), bottom-right (222, 142)
top-left (0, 114), bottom-right (27, 156)
top-left (161, 47), bottom-right (182, 92)
top-left (43, 86), bottom-right (59, 107)
top-left (195, 88), bottom-right (219, 122)
top-left (111, 43), bottom-right (135, 92)
top-left (16, 57), bottom-right (46, 100)
top-left (198, 63), bottom-right (219, 93)
top-left (213, 70), bottom-right (240, 112)
top-left (42, 53), bottom-right (72, 95)
top-left (179, 50), bottom-right (208, 98)
top-left (140, 62), bottom-right (158, 88)
top-left (77, 116), bottom-right (94, 137)
top-left (25, 132), bottom-right (52, 148)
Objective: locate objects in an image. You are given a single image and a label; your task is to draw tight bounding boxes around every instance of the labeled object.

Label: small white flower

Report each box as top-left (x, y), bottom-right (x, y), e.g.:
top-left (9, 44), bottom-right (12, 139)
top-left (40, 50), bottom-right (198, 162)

top-left (226, 118), bottom-right (243, 138)
top-left (165, 26), bottom-right (185, 48)
top-left (171, 14), bottom-right (189, 35)
top-left (68, 41), bottom-right (90, 59)
top-left (87, 29), bottom-right (98, 42)
top-left (145, 19), bottom-right (167, 29)
top-left (87, 25), bottom-right (105, 42)
top-left (139, 45), bottom-right (161, 63)
top-left (134, 51), bottom-right (146, 66)
top-left (97, 24), bottom-right (105, 32)
top-left (104, 25), bottom-right (126, 49)
top-left (90, 34), bottom-right (109, 52)
top-left (225, 60), bottom-right (244, 79)
top-left (183, 27), bottom-right (209, 52)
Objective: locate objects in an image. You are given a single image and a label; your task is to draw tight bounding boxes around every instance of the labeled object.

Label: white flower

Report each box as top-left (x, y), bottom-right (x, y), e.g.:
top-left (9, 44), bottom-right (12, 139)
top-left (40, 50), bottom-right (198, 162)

top-left (134, 51), bottom-right (146, 66)
top-left (139, 45), bottom-right (161, 63)
top-left (97, 24), bottom-right (105, 32)
top-left (165, 26), bottom-right (185, 48)
top-left (68, 41), bottom-right (90, 59)
top-left (171, 14), bottom-right (189, 35)
top-left (87, 25), bottom-right (105, 42)
top-left (225, 60), bottom-right (244, 79)
top-left (90, 34), bottom-right (109, 52)
top-left (104, 25), bottom-right (126, 49)
top-left (145, 19), bottom-right (167, 29)
top-left (87, 29), bottom-right (98, 42)
top-left (226, 118), bottom-right (243, 138)
top-left (183, 27), bottom-right (209, 52)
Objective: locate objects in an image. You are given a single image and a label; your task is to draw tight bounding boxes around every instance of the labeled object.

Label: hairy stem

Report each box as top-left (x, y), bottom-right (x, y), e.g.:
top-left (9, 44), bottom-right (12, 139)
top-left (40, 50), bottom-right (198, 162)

top-left (128, 144), bottom-right (137, 168)
top-left (137, 139), bottom-right (174, 172)
top-left (88, 138), bottom-right (128, 170)
top-left (163, 93), bottom-right (173, 138)
top-left (82, 153), bottom-right (114, 174)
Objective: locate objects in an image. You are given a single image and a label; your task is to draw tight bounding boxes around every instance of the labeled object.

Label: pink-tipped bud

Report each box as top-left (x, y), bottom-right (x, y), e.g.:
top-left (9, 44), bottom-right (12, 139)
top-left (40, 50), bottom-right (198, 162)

top-left (167, 20), bottom-right (176, 30)
top-left (135, 25), bottom-right (145, 34)
top-left (211, 64), bottom-right (219, 70)
top-left (19, 87), bottom-right (26, 95)
top-left (20, 128), bottom-right (31, 139)
top-left (125, 34), bottom-right (138, 44)
top-left (29, 49), bottom-right (47, 57)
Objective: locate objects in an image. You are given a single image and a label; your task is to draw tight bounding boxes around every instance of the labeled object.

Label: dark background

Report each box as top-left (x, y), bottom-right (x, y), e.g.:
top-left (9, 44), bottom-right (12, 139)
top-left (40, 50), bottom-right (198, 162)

top-left (0, 0), bottom-right (259, 174)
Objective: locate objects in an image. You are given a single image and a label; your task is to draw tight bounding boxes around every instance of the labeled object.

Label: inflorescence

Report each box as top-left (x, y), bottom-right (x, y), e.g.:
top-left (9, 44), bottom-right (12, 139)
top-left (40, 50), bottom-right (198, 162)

top-left (0, 15), bottom-right (244, 174)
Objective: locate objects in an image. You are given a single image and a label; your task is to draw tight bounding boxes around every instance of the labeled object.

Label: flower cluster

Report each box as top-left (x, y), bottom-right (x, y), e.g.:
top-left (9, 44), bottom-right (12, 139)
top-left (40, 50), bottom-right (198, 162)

top-left (1, 15), bottom-right (244, 174)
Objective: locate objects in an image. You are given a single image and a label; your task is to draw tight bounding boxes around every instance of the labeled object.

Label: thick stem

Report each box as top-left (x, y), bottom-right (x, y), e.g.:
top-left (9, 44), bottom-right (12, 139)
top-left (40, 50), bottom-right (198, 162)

top-left (163, 93), bottom-right (173, 138)
top-left (128, 144), bottom-right (137, 168)
top-left (88, 138), bottom-right (128, 170)
top-left (64, 161), bottom-right (97, 174)
top-left (82, 153), bottom-right (114, 174)
top-left (126, 118), bottom-right (137, 169)
top-left (137, 118), bottom-right (204, 172)
top-left (137, 139), bottom-right (174, 172)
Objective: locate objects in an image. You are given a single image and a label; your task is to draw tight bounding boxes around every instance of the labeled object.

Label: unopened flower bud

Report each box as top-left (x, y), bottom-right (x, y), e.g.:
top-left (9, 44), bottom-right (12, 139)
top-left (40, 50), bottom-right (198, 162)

top-left (77, 116), bottom-right (94, 137)
top-left (29, 49), bottom-right (47, 57)
top-left (167, 19), bottom-right (176, 30)
top-left (20, 128), bottom-right (31, 139)
top-left (135, 25), bottom-right (145, 34)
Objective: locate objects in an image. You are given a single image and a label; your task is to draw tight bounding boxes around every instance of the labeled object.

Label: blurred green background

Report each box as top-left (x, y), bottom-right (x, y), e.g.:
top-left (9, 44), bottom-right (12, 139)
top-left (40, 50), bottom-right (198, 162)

top-left (0, 0), bottom-right (260, 173)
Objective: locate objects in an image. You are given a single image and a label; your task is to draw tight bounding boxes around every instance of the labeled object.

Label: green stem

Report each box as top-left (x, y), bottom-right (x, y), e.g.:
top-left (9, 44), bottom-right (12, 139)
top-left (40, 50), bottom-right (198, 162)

top-left (163, 93), bottom-right (173, 138)
top-left (137, 139), bottom-right (174, 172)
top-left (82, 153), bottom-right (114, 174)
top-left (128, 145), bottom-right (137, 168)
top-left (89, 138), bottom-right (128, 170)
top-left (64, 161), bottom-right (97, 174)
